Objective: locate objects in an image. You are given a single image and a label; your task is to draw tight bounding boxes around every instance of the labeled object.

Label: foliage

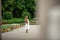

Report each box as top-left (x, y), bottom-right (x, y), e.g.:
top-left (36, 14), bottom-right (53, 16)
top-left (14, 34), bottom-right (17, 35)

top-left (22, 11), bottom-right (30, 19)
top-left (2, 0), bottom-right (36, 18)
top-left (2, 18), bottom-right (35, 24)
top-left (3, 12), bottom-right (13, 20)
top-left (2, 24), bottom-right (12, 30)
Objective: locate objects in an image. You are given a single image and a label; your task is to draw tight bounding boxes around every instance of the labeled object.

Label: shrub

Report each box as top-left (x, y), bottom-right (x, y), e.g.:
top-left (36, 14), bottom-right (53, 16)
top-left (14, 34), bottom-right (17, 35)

top-left (3, 12), bottom-right (13, 20)
top-left (22, 11), bottom-right (30, 19)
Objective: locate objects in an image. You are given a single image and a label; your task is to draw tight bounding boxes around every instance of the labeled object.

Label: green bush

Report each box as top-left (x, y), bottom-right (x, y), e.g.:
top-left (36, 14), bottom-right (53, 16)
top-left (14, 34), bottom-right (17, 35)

top-left (22, 11), bottom-right (30, 19)
top-left (3, 12), bottom-right (13, 20)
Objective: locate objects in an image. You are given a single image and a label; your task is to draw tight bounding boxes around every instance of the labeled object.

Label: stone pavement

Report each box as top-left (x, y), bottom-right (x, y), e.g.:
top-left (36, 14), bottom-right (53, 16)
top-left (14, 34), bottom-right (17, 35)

top-left (2, 25), bottom-right (41, 40)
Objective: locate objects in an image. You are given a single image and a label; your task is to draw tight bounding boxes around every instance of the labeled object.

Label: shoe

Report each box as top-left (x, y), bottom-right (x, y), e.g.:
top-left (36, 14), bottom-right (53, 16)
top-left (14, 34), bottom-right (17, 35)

top-left (26, 29), bottom-right (28, 33)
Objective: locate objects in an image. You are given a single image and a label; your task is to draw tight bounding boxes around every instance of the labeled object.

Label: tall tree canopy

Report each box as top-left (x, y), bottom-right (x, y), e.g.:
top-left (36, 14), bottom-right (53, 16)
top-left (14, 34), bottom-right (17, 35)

top-left (2, 0), bottom-right (36, 18)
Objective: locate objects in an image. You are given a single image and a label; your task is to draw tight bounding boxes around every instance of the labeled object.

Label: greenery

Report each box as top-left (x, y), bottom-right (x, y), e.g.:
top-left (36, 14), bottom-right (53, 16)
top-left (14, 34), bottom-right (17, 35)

top-left (2, 0), bottom-right (36, 19)
top-left (3, 12), bottom-right (13, 20)
top-left (2, 18), bottom-right (24, 24)
top-left (2, 18), bottom-right (36, 24)
top-left (2, 24), bottom-right (21, 33)
top-left (2, 0), bottom-right (36, 24)
top-left (22, 11), bottom-right (30, 19)
top-left (2, 24), bottom-right (12, 30)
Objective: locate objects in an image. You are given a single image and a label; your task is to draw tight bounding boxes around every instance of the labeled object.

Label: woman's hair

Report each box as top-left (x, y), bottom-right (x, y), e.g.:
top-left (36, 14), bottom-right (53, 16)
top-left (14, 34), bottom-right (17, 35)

top-left (25, 16), bottom-right (28, 19)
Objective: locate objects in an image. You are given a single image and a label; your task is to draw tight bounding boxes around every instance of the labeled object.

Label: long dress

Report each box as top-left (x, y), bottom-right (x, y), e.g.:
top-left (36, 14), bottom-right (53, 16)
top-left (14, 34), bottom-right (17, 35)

top-left (25, 19), bottom-right (30, 30)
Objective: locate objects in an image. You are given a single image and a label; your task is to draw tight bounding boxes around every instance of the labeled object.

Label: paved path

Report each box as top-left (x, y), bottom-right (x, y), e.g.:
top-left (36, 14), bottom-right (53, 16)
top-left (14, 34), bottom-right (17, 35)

top-left (2, 25), bottom-right (40, 40)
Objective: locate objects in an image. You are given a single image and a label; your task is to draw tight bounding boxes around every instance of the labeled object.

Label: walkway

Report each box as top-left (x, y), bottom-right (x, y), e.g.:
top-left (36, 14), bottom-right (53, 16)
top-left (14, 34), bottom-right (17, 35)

top-left (2, 25), bottom-right (40, 40)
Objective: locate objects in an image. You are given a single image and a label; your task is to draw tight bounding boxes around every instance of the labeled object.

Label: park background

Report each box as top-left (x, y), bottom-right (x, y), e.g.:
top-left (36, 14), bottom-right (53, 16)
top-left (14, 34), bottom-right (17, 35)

top-left (1, 0), bottom-right (37, 33)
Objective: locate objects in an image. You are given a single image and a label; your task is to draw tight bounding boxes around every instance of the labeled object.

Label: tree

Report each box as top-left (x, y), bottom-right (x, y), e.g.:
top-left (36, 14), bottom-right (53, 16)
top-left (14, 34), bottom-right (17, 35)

top-left (3, 12), bottom-right (13, 20)
top-left (22, 11), bottom-right (30, 19)
top-left (2, 0), bottom-right (36, 18)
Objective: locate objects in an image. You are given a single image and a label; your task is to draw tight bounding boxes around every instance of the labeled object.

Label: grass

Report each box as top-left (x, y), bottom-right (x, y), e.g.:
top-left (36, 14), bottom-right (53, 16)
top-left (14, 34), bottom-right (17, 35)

top-left (2, 18), bottom-right (35, 24)
top-left (1, 24), bottom-right (12, 30)
top-left (2, 18), bottom-right (24, 24)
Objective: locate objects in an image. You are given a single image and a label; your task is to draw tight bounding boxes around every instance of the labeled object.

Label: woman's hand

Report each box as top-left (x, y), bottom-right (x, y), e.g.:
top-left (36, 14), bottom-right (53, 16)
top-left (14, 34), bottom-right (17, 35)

top-left (25, 19), bottom-right (28, 23)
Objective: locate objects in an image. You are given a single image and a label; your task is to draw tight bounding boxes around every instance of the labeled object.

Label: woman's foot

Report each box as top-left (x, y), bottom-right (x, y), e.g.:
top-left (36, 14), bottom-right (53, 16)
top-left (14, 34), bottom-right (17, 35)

top-left (26, 29), bottom-right (28, 33)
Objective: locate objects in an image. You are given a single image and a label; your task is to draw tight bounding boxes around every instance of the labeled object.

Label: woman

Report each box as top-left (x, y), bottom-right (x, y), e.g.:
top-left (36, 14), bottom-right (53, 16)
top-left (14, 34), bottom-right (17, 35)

top-left (24, 16), bottom-right (30, 33)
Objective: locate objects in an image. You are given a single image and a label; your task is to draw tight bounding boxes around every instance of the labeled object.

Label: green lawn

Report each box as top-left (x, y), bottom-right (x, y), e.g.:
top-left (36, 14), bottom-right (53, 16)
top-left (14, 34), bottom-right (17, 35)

top-left (2, 18), bottom-right (24, 24)
top-left (2, 18), bottom-right (35, 24)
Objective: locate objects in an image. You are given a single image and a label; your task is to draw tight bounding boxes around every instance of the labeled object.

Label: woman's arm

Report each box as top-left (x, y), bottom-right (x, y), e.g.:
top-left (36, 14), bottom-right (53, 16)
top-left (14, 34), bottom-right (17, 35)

top-left (24, 19), bottom-right (28, 23)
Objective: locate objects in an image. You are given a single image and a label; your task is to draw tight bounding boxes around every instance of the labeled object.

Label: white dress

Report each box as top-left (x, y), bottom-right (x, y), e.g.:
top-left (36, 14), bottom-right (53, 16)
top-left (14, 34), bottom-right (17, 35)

top-left (25, 19), bottom-right (30, 30)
